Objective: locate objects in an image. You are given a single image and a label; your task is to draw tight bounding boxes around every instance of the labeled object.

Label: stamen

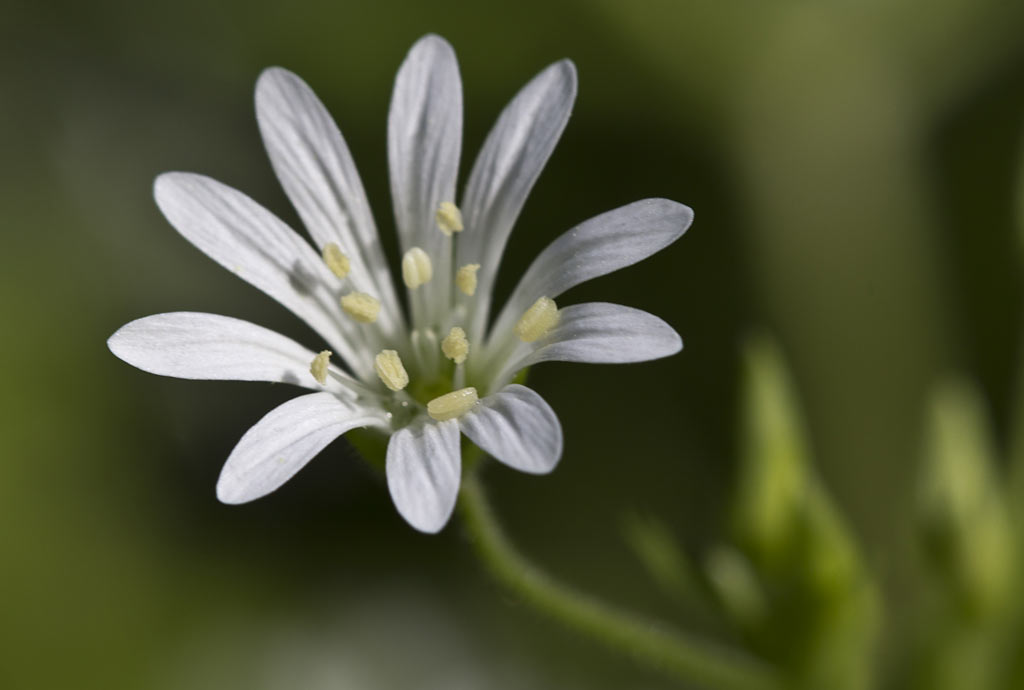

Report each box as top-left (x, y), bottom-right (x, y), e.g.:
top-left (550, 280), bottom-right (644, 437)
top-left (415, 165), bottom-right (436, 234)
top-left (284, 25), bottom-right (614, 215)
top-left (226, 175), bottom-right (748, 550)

top-left (340, 292), bottom-right (381, 323)
top-left (427, 387), bottom-right (478, 421)
top-left (436, 201), bottom-right (464, 236)
top-left (515, 296), bottom-right (559, 342)
top-left (374, 350), bottom-right (409, 392)
top-left (455, 263), bottom-right (480, 296)
top-left (401, 247), bottom-right (433, 289)
top-left (322, 243), bottom-right (351, 279)
top-left (309, 350), bottom-right (332, 385)
top-left (441, 326), bottom-right (469, 364)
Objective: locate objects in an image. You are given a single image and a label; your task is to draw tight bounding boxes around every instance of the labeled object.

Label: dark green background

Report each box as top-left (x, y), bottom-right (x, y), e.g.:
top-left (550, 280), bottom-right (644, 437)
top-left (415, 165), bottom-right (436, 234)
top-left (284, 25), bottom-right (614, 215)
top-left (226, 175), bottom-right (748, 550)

top-left (3, 0), bottom-right (1023, 687)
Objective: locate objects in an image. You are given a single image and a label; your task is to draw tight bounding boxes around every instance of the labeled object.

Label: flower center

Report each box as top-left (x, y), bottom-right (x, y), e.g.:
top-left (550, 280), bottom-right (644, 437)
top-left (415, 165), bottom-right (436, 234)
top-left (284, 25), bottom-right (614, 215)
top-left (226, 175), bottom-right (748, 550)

top-left (406, 375), bottom-right (456, 408)
top-left (307, 201), bottom-right (560, 427)
top-left (308, 201), bottom-right (480, 422)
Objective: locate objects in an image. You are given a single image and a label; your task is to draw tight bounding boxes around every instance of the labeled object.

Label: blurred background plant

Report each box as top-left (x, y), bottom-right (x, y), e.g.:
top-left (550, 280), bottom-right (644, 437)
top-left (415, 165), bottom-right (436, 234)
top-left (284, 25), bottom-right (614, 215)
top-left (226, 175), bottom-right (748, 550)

top-left (3, 0), bottom-right (1024, 687)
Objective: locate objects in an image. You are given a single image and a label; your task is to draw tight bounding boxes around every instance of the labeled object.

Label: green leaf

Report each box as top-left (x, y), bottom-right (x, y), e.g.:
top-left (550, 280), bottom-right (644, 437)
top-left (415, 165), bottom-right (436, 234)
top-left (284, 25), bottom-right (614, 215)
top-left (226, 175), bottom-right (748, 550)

top-left (731, 333), bottom-right (880, 690)
top-left (918, 377), bottom-right (1014, 621)
top-left (622, 514), bottom-right (706, 611)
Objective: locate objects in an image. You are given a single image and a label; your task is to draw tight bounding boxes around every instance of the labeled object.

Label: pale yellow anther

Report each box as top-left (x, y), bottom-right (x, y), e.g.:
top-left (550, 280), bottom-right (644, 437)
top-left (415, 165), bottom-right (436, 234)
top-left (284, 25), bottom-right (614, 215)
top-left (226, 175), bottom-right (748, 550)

top-left (309, 350), bottom-right (332, 385)
top-left (340, 292), bottom-right (380, 323)
top-left (322, 243), bottom-right (350, 279)
top-left (436, 201), bottom-right (464, 236)
top-left (401, 247), bottom-right (433, 289)
top-left (441, 326), bottom-right (469, 364)
top-left (427, 387), bottom-right (478, 421)
top-left (515, 296), bottom-right (559, 342)
top-left (374, 350), bottom-right (409, 392)
top-left (455, 263), bottom-right (480, 296)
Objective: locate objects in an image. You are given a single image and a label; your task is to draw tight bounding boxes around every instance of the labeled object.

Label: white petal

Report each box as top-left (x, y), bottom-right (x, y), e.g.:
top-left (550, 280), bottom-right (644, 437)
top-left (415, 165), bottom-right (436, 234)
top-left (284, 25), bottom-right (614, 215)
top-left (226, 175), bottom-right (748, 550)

top-left (108, 311), bottom-right (360, 393)
top-left (460, 385), bottom-right (562, 475)
top-left (386, 419), bottom-right (461, 533)
top-left (494, 303), bottom-right (683, 382)
top-left (387, 34), bottom-right (462, 324)
top-left (153, 172), bottom-right (372, 377)
top-left (488, 199), bottom-right (692, 345)
top-left (255, 67), bottom-right (402, 329)
top-left (217, 392), bottom-right (388, 504)
top-left (458, 60), bottom-right (577, 341)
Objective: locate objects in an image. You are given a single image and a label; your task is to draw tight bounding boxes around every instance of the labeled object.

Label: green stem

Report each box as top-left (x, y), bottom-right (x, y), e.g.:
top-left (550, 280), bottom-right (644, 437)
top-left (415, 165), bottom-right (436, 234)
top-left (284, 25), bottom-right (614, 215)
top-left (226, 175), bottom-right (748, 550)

top-left (458, 473), bottom-right (781, 690)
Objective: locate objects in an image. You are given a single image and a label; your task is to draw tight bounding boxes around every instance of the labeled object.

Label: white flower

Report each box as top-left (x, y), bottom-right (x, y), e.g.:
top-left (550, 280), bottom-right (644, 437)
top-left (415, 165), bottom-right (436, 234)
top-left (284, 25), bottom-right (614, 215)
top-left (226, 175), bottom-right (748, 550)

top-left (108, 35), bottom-right (692, 533)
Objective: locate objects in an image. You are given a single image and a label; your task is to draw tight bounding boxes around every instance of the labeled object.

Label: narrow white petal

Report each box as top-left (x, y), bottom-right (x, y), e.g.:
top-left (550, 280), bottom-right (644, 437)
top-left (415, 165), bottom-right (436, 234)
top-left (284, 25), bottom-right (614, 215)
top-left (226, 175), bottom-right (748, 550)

top-left (488, 199), bottom-right (692, 344)
top-left (108, 311), bottom-right (360, 393)
top-left (494, 303), bottom-right (683, 382)
top-left (217, 392), bottom-right (388, 504)
top-left (153, 172), bottom-right (372, 377)
top-left (459, 60), bottom-right (577, 340)
top-left (255, 67), bottom-right (402, 328)
top-left (386, 419), bottom-right (461, 533)
top-left (387, 34), bottom-right (462, 324)
top-left (460, 384), bottom-right (562, 475)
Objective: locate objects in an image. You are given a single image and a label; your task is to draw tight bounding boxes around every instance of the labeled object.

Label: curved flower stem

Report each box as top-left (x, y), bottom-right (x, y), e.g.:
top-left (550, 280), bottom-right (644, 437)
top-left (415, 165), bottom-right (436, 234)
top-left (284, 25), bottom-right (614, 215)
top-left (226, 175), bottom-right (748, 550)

top-left (457, 473), bottom-right (781, 690)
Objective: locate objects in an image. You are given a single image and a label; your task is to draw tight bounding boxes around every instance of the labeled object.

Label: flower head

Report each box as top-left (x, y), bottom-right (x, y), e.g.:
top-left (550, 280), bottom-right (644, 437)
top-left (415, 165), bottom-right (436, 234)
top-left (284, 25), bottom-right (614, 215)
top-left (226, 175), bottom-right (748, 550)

top-left (108, 35), bottom-right (692, 533)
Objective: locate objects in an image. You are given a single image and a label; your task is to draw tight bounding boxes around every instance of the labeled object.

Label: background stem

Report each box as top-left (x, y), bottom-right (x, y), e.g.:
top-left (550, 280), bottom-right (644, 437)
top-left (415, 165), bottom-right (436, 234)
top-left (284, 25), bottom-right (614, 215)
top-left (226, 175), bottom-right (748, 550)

top-left (457, 473), bottom-right (781, 690)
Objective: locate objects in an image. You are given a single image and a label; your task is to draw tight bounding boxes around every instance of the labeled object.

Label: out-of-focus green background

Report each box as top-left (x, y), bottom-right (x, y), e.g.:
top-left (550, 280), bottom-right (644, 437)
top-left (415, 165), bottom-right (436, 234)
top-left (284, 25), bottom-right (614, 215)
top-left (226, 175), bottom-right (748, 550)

top-left (3, 1), bottom-right (1024, 687)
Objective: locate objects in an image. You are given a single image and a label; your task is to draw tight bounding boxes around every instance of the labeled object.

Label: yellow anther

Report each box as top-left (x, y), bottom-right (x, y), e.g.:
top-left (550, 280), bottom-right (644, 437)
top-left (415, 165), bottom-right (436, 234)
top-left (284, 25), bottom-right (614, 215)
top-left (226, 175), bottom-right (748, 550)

top-left (436, 201), bottom-right (464, 236)
top-left (374, 350), bottom-right (409, 392)
top-left (455, 263), bottom-right (480, 296)
top-left (309, 350), bottom-right (332, 385)
top-left (322, 243), bottom-right (350, 279)
top-left (515, 296), bottom-right (559, 343)
top-left (441, 326), bottom-right (469, 364)
top-left (427, 387), bottom-right (479, 421)
top-left (340, 292), bottom-right (380, 323)
top-left (401, 247), bottom-right (433, 289)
